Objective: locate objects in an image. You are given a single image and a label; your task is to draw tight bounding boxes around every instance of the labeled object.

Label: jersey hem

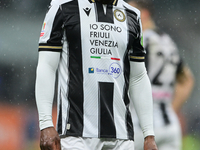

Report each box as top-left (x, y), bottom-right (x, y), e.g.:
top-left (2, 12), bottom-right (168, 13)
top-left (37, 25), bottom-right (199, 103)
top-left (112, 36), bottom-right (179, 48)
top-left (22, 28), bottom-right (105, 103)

top-left (59, 134), bottom-right (134, 140)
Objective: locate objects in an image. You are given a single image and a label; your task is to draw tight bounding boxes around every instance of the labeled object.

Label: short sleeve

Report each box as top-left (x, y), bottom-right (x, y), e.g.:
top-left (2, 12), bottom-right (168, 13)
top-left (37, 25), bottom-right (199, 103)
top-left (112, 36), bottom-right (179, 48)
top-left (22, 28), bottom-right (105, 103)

top-left (129, 17), bottom-right (146, 62)
top-left (38, 0), bottom-right (64, 52)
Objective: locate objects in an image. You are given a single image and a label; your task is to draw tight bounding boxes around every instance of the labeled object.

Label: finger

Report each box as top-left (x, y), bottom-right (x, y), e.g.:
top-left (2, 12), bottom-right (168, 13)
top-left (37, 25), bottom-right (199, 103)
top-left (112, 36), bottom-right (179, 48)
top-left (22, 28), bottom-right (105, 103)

top-left (40, 143), bottom-right (44, 150)
top-left (41, 142), bottom-right (53, 150)
top-left (51, 142), bottom-right (58, 150)
top-left (57, 144), bottom-right (61, 150)
top-left (48, 138), bottom-right (60, 150)
top-left (40, 145), bottom-right (49, 150)
top-left (54, 138), bottom-right (61, 150)
top-left (40, 143), bottom-right (50, 150)
top-left (40, 140), bottom-right (48, 150)
top-left (54, 136), bottom-right (61, 150)
top-left (56, 141), bottom-right (61, 150)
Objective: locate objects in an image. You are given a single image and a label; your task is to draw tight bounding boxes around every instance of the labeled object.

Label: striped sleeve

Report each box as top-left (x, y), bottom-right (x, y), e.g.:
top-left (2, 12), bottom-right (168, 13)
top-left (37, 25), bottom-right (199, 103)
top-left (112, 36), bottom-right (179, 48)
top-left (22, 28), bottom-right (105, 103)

top-left (38, 0), bottom-right (64, 52)
top-left (129, 14), bottom-right (145, 62)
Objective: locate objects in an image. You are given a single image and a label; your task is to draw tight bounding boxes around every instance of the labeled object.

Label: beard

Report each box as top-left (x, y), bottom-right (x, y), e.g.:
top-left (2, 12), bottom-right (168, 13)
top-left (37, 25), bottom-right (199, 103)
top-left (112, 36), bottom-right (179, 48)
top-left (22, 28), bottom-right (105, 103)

top-left (97, 0), bottom-right (114, 4)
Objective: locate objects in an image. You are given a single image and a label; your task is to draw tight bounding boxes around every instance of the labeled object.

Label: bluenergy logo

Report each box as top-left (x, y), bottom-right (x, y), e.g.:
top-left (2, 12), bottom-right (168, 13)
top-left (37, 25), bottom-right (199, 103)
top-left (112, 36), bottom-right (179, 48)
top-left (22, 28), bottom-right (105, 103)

top-left (88, 68), bottom-right (94, 73)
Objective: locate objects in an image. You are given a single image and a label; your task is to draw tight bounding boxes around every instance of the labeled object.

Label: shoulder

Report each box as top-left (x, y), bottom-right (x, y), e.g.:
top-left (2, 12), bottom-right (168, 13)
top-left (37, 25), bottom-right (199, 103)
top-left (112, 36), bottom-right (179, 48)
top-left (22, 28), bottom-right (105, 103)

top-left (121, 1), bottom-right (141, 18)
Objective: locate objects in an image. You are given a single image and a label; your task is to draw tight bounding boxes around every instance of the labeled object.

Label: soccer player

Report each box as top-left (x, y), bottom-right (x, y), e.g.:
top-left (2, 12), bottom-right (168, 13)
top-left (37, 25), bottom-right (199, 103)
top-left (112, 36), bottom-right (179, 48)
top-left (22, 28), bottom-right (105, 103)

top-left (127, 0), bottom-right (194, 150)
top-left (35, 0), bottom-right (158, 149)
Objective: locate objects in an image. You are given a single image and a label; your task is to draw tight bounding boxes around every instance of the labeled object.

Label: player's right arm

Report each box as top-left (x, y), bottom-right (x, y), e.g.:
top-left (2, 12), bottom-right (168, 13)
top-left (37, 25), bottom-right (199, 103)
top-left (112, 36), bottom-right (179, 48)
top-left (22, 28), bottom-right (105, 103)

top-left (36, 51), bottom-right (61, 150)
top-left (35, 0), bottom-right (64, 149)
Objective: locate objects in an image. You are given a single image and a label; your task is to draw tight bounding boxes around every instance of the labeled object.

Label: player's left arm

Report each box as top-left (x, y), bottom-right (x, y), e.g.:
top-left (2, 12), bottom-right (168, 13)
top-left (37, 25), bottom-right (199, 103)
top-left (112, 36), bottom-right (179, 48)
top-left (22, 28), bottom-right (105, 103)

top-left (129, 61), bottom-right (158, 150)
top-left (172, 65), bottom-right (194, 113)
top-left (128, 10), bottom-right (157, 150)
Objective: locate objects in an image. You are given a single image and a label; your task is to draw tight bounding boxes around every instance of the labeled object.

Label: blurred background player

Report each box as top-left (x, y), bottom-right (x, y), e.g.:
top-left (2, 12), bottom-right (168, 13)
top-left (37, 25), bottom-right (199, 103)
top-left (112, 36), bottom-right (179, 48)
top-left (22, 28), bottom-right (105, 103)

top-left (127, 0), bottom-right (194, 150)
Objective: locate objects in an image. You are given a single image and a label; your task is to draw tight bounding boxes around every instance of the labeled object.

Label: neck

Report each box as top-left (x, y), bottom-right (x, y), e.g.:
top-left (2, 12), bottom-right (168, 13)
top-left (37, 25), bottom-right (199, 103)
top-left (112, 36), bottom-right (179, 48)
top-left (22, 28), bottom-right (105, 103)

top-left (142, 18), bottom-right (156, 31)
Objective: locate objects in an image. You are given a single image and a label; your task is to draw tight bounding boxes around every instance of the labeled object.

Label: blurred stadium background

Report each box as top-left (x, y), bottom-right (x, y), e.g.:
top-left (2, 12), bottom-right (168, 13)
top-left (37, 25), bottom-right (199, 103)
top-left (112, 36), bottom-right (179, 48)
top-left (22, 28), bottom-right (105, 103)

top-left (0, 0), bottom-right (200, 149)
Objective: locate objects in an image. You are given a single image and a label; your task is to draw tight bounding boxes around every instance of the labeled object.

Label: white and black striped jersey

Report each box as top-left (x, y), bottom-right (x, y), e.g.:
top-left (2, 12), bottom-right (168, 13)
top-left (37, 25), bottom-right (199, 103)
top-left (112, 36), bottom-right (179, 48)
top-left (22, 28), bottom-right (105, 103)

top-left (143, 29), bottom-right (183, 126)
top-left (38, 0), bottom-right (145, 140)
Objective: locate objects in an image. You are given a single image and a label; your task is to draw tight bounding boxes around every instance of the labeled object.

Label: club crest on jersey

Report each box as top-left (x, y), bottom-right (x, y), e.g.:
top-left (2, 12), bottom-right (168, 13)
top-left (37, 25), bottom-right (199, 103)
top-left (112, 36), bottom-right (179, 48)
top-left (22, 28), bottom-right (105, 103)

top-left (114, 9), bottom-right (126, 22)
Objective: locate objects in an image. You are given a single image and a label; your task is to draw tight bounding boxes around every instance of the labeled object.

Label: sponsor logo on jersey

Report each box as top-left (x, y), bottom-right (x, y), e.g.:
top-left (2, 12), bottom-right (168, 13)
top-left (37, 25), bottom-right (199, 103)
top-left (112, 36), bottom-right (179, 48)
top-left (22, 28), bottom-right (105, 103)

top-left (40, 22), bottom-right (46, 37)
top-left (96, 68), bottom-right (108, 74)
top-left (88, 63), bottom-right (122, 79)
top-left (89, 67), bottom-right (94, 73)
top-left (83, 7), bottom-right (91, 16)
top-left (108, 62), bottom-right (122, 78)
top-left (114, 9), bottom-right (126, 22)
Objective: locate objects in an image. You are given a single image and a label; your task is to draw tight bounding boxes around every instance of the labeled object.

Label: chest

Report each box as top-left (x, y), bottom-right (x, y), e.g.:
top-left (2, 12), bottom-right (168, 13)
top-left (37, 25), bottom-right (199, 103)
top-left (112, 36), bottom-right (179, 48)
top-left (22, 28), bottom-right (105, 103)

top-left (61, 0), bottom-right (137, 49)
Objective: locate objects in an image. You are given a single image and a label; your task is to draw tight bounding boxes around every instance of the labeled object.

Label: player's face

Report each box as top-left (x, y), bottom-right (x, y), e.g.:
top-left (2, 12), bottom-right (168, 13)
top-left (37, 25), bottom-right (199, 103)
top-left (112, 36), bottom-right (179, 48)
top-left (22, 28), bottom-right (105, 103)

top-left (97, 0), bottom-right (114, 4)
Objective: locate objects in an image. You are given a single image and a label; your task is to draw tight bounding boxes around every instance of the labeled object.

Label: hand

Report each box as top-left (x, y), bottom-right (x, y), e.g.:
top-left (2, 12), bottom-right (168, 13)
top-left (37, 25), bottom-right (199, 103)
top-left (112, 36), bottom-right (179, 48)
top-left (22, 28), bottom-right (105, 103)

top-left (143, 136), bottom-right (158, 150)
top-left (40, 127), bottom-right (61, 150)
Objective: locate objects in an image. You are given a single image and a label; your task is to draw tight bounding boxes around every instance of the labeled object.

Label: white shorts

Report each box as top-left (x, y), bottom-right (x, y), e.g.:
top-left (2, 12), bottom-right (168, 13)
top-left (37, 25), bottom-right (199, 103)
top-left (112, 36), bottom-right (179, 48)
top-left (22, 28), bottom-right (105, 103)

top-left (61, 136), bottom-right (134, 150)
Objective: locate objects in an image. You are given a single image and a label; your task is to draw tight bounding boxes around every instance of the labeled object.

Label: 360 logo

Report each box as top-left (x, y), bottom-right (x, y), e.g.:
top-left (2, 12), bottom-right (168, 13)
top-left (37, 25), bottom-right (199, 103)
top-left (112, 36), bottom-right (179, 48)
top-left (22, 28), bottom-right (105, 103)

top-left (110, 67), bottom-right (120, 74)
top-left (109, 63), bottom-right (122, 78)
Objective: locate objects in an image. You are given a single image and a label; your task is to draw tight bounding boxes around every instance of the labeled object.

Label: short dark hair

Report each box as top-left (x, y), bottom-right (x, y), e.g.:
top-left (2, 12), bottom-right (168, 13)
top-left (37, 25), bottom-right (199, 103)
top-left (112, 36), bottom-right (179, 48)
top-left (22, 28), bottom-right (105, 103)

top-left (126, 0), bottom-right (155, 16)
